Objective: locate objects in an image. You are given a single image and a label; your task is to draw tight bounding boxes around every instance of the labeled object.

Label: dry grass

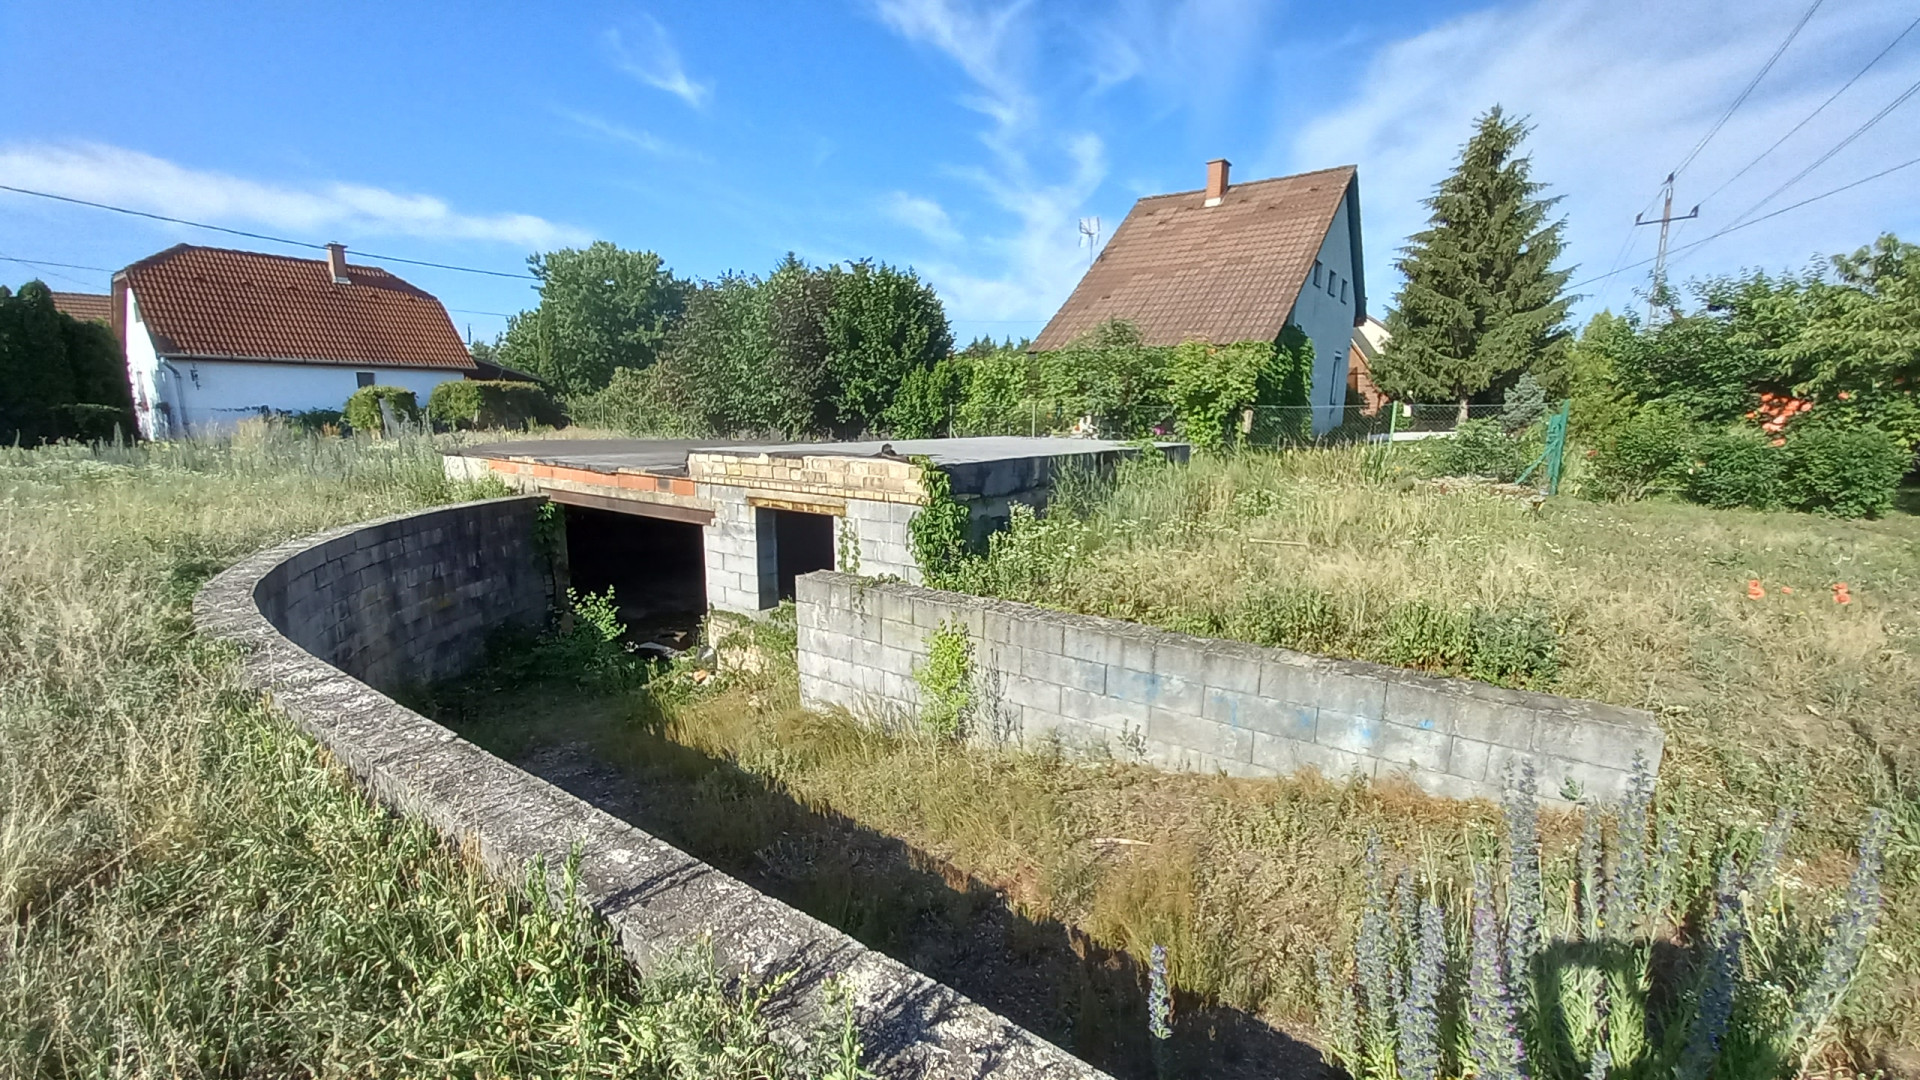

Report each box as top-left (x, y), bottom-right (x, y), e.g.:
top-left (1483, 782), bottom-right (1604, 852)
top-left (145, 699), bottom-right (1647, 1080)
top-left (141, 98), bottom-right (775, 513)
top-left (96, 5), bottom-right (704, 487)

top-left (434, 445), bottom-right (1920, 1072)
top-left (0, 425), bottom-right (851, 1078)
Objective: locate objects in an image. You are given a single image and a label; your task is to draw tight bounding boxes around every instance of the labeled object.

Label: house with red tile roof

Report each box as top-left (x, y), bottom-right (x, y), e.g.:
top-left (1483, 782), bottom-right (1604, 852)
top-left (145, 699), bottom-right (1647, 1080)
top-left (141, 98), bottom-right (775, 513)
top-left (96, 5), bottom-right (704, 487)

top-left (113, 243), bottom-right (476, 438)
top-left (1033, 160), bottom-right (1366, 434)
top-left (50, 291), bottom-right (113, 325)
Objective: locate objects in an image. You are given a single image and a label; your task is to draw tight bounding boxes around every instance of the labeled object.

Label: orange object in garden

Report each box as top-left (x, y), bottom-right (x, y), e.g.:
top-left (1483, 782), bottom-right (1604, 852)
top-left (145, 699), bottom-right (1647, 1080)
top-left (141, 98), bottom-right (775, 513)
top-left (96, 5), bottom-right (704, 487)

top-left (1832, 582), bottom-right (1852, 605)
top-left (1781, 585), bottom-right (1794, 595)
top-left (1747, 579), bottom-right (1766, 599)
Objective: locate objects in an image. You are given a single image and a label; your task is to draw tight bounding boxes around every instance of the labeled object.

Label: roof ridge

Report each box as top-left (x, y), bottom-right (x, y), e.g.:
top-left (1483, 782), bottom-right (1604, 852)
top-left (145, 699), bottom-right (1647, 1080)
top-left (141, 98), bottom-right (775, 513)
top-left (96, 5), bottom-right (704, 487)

top-left (1133, 163), bottom-right (1356, 203)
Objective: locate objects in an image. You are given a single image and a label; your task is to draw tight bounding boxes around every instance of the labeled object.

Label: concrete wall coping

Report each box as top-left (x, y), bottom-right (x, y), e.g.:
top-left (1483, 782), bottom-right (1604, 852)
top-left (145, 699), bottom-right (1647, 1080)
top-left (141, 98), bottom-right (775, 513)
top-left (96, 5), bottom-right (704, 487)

top-left (194, 498), bottom-right (1107, 1080)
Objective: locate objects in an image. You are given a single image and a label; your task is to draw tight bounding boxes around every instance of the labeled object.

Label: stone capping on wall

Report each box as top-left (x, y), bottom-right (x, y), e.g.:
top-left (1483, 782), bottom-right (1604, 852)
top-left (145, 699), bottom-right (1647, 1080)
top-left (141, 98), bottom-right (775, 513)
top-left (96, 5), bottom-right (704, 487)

top-left (796, 572), bottom-right (1664, 805)
top-left (194, 498), bottom-right (1107, 1080)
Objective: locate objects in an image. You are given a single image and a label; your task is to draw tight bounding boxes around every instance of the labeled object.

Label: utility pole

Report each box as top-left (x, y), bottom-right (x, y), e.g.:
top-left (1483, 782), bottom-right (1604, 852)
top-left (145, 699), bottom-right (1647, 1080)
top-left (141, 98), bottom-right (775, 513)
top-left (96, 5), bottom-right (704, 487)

top-left (1634, 172), bottom-right (1699, 323)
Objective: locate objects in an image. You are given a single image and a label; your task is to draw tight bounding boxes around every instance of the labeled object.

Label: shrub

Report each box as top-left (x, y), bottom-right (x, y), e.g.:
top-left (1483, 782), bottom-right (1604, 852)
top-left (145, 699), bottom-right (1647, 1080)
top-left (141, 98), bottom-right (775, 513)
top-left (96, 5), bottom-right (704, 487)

top-left (1430, 418), bottom-right (1526, 479)
top-left (428, 379), bottom-right (565, 432)
top-left (1228, 583), bottom-right (1343, 653)
top-left (1381, 600), bottom-right (1558, 688)
top-left (1779, 424), bottom-right (1911, 519)
top-left (49, 402), bottom-right (131, 443)
top-left (1501, 372), bottom-right (1547, 433)
top-left (1586, 401), bottom-right (1701, 500)
top-left (906, 457), bottom-right (972, 587)
top-left (285, 407), bottom-right (345, 434)
top-left (567, 365), bottom-right (691, 436)
top-left (343, 385), bottom-right (421, 435)
top-left (1685, 429), bottom-right (1782, 510)
top-left (913, 619), bottom-right (973, 739)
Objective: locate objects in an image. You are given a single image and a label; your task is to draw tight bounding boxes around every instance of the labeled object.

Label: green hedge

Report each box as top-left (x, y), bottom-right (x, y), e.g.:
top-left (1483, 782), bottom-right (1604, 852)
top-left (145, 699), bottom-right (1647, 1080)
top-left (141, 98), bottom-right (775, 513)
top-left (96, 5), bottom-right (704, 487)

top-left (427, 379), bottom-right (566, 432)
top-left (1779, 425), bottom-right (1911, 519)
top-left (343, 386), bottom-right (421, 435)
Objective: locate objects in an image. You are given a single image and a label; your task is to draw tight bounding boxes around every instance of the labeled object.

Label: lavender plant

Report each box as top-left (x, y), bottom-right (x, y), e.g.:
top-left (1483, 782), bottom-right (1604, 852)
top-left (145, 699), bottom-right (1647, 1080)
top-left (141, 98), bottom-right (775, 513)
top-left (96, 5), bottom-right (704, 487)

top-left (1316, 767), bottom-right (1889, 1080)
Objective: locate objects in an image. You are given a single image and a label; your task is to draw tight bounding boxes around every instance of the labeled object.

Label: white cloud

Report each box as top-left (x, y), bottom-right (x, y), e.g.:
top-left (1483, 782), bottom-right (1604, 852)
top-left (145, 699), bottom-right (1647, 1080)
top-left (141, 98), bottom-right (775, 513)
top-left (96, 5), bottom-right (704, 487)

top-left (1291, 0), bottom-right (1920, 320)
top-left (0, 141), bottom-right (589, 249)
top-left (556, 108), bottom-right (706, 162)
top-left (881, 192), bottom-right (963, 246)
top-left (872, 0), bottom-right (1106, 326)
top-left (603, 16), bottom-right (710, 109)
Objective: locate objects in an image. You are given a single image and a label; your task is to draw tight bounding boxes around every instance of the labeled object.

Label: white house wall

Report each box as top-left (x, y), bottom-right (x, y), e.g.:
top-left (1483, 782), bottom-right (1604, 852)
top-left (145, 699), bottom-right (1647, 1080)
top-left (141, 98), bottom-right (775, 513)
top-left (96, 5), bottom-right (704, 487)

top-left (1289, 195), bottom-right (1359, 434)
top-left (123, 290), bottom-right (169, 440)
top-left (156, 357), bottom-right (465, 437)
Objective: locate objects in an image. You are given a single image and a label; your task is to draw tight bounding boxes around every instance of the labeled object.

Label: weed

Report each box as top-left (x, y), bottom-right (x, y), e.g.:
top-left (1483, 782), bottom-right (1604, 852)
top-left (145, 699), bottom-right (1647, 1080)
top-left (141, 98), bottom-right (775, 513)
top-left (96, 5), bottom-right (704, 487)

top-left (914, 619), bottom-right (974, 739)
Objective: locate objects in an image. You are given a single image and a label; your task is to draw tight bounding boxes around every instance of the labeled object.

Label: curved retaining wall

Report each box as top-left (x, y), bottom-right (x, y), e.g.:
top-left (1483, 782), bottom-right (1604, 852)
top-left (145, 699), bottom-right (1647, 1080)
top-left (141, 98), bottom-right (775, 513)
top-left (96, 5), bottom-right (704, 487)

top-left (195, 497), bottom-right (1105, 1080)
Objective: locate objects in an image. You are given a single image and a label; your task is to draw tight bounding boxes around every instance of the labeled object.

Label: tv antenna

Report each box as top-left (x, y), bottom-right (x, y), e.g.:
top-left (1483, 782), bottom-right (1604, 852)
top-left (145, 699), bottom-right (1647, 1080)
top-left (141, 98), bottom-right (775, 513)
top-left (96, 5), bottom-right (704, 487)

top-left (1077, 216), bottom-right (1101, 267)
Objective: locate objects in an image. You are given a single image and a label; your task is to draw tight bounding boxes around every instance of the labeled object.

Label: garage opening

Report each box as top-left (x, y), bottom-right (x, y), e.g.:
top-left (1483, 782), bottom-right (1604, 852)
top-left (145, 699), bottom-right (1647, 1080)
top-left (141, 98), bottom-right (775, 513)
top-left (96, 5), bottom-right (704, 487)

top-left (766, 508), bottom-right (836, 603)
top-left (563, 505), bottom-right (707, 651)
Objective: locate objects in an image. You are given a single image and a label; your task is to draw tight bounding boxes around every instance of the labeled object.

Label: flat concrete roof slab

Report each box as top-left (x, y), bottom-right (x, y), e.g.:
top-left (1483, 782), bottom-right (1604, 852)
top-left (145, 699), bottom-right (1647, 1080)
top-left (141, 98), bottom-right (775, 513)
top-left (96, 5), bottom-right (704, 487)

top-left (453, 436), bottom-right (1184, 478)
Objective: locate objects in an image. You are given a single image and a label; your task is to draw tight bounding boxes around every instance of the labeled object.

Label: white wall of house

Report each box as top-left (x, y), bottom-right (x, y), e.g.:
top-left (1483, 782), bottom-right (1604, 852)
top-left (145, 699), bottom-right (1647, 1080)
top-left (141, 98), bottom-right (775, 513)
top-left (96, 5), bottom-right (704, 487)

top-left (1288, 195), bottom-right (1360, 434)
top-left (123, 291), bottom-right (170, 440)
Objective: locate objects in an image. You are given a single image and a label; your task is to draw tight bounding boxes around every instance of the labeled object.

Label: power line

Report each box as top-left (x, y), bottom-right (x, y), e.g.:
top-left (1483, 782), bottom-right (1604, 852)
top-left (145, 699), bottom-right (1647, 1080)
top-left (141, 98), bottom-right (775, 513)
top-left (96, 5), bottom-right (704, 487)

top-left (0, 254), bottom-right (112, 273)
top-left (0, 183), bottom-right (538, 280)
top-left (1569, 152), bottom-right (1920, 292)
top-left (1673, 0), bottom-right (1825, 178)
top-left (1720, 71), bottom-right (1920, 231)
top-left (1697, 13), bottom-right (1920, 208)
top-left (0, 252), bottom-right (101, 289)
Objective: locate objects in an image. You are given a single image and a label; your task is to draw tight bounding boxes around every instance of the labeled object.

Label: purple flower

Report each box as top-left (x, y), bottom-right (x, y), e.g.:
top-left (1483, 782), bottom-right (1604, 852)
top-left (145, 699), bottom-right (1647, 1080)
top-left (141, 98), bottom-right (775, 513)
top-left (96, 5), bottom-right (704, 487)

top-left (1397, 891), bottom-right (1446, 1080)
top-left (1468, 874), bottom-right (1529, 1080)
top-left (1788, 809), bottom-right (1891, 1057)
top-left (1503, 760), bottom-right (1542, 993)
top-left (1679, 856), bottom-right (1747, 1080)
top-left (1147, 942), bottom-right (1173, 1041)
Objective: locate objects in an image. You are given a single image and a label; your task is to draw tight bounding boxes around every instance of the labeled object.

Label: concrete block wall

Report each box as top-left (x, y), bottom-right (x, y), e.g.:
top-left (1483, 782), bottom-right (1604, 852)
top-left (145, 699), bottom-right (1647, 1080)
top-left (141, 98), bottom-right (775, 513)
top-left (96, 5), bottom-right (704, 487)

top-left (688, 449), bottom-right (927, 503)
top-left (200, 501), bottom-right (1106, 1080)
top-left (797, 573), bottom-right (1663, 804)
top-left (840, 496), bottom-right (920, 583)
top-left (252, 496), bottom-right (552, 694)
top-left (696, 481), bottom-right (775, 613)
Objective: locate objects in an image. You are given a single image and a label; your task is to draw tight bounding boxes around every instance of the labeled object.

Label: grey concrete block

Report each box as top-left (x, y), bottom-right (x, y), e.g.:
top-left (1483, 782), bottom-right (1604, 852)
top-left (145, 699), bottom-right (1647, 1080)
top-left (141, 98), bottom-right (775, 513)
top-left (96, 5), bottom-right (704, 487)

top-left (1003, 616), bottom-right (1064, 656)
top-left (1148, 707), bottom-right (1253, 762)
top-left (1060, 620), bottom-right (1128, 669)
top-left (1370, 719), bottom-right (1454, 774)
top-left (1448, 736), bottom-right (1494, 782)
top-left (1204, 689), bottom-right (1319, 742)
top-left (1059, 687), bottom-right (1147, 731)
top-left (1003, 675), bottom-right (1062, 715)
top-left (1259, 654), bottom-right (1322, 704)
top-left (1198, 640), bottom-right (1266, 696)
top-left (1313, 669), bottom-right (1388, 722)
top-left (1250, 733), bottom-right (1373, 781)
top-left (1023, 648), bottom-right (1106, 695)
top-left (1451, 704), bottom-right (1539, 752)
top-left (1315, 709), bottom-right (1386, 757)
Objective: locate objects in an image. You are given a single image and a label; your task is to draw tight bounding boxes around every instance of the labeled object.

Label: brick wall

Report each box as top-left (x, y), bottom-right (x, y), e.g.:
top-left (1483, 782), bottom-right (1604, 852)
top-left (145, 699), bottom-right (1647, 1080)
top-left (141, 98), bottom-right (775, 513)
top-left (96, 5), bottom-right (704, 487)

top-left (687, 450), bottom-right (927, 503)
top-left (796, 572), bottom-right (1663, 804)
top-left (251, 496), bottom-right (552, 693)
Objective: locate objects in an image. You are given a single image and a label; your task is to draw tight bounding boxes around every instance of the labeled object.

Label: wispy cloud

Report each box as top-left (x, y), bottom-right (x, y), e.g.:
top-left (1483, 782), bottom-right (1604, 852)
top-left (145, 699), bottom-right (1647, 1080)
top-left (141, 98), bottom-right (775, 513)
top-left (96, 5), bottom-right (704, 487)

top-left (603, 15), bottom-right (710, 108)
top-left (1291, 0), bottom-right (1920, 318)
top-left (556, 108), bottom-right (707, 162)
top-left (0, 141), bottom-right (590, 249)
top-left (881, 192), bottom-right (963, 247)
top-left (871, 0), bottom-right (1105, 326)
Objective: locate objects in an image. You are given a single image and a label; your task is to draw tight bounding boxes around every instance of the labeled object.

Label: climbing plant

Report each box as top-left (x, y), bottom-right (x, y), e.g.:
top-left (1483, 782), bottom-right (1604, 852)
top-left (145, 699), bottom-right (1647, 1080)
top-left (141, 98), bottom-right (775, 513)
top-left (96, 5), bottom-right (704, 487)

top-left (913, 619), bottom-right (973, 739)
top-left (906, 457), bottom-right (971, 587)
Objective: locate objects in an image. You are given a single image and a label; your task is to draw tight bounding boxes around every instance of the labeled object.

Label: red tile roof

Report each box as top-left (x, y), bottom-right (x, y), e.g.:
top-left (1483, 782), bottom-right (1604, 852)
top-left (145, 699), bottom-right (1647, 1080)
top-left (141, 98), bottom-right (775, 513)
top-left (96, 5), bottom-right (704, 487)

top-left (50, 291), bottom-right (113, 324)
top-left (118, 244), bottom-right (475, 370)
top-left (1032, 165), bottom-right (1361, 350)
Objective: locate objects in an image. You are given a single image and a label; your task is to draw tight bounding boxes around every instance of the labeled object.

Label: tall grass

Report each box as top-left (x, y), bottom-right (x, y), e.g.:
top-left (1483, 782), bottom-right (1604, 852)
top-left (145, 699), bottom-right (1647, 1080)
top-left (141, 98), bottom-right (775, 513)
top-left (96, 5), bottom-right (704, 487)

top-left (0, 424), bottom-right (851, 1078)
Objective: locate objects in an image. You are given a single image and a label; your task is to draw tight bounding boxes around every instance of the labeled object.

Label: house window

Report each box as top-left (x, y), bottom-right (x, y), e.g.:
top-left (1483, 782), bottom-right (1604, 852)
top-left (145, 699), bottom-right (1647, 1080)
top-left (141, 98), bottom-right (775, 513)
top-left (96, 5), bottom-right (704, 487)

top-left (1313, 261), bottom-right (1324, 288)
top-left (1329, 272), bottom-right (1339, 298)
top-left (355, 371), bottom-right (376, 387)
top-left (1342, 278), bottom-right (1350, 304)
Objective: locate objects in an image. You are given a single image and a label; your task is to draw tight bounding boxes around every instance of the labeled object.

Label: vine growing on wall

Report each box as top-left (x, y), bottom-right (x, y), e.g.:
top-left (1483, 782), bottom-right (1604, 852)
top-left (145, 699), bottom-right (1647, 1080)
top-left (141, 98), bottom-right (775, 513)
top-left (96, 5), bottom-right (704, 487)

top-left (906, 456), bottom-right (971, 587)
top-left (914, 619), bottom-right (974, 739)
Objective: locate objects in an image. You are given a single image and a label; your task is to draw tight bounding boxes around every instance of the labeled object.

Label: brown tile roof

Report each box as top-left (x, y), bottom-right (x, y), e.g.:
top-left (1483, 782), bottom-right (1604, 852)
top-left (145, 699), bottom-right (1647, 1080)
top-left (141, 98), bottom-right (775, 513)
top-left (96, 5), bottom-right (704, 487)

top-left (1032, 164), bottom-right (1361, 350)
top-left (118, 244), bottom-right (475, 370)
top-left (50, 291), bottom-right (113, 324)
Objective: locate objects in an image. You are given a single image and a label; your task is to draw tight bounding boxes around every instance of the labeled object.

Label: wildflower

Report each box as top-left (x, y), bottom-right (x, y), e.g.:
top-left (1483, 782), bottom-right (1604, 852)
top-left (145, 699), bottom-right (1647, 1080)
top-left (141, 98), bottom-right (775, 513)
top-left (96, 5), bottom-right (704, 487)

top-left (1147, 943), bottom-right (1173, 1041)
top-left (1503, 762), bottom-right (1542, 990)
top-left (1679, 856), bottom-right (1748, 1080)
top-left (1787, 810), bottom-right (1891, 1060)
top-left (1832, 582), bottom-right (1852, 605)
top-left (1356, 834), bottom-right (1398, 1060)
top-left (1746, 579), bottom-right (1765, 599)
top-left (1608, 753), bottom-right (1655, 932)
top-left (1315, 948), bottom-right (1360, 1072)
top-left (1467, 874), bottom-right (1529, 1080)
top-left (1397, 892), bottom-right (1446, 1080)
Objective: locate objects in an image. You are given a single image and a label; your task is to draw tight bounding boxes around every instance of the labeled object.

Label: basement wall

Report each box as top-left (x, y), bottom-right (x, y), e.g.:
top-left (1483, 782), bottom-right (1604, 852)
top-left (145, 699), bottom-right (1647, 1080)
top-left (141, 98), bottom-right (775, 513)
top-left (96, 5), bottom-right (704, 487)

top-left (795, 572), bottom-right (1662, 804)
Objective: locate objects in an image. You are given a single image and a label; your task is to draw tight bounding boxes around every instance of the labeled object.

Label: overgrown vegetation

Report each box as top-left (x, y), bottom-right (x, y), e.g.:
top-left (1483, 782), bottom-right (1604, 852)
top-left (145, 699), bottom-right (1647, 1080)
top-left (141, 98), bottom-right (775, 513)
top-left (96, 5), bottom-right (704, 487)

top-left (427, 377), bottom-right (565, 432)
top-left (343, 383), bottom-right (421, 435)
top-left (913, 619), bottom-right (974, 739)
top-left (0, 280), bottom-right (136, 444)
top-left (0, 425), bottom-right (853, 1077)
top-left (429, 442), bottom-right (1917, 1076)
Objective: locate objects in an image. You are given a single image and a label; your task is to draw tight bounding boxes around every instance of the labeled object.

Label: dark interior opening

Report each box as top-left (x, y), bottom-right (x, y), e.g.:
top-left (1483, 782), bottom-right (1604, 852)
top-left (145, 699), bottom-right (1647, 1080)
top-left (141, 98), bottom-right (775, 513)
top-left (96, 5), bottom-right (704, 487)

top-left (769, 508), bottom-right (835, 602)
top-left (563, 505), bottom-right (707, 650)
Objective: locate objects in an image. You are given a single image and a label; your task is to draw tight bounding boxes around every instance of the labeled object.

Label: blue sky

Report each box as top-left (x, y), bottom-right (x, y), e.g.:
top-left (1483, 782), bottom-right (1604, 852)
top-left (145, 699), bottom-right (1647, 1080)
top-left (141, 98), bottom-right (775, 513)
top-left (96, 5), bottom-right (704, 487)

top-left (3, 0), bottom-right (1917, 347)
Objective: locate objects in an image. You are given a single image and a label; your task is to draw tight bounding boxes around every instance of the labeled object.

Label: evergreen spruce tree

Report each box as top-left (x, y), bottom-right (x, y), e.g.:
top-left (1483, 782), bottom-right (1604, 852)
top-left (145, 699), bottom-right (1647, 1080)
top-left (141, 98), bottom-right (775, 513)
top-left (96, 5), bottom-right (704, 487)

top-left (1374, 107), bottom-right (1574, 421)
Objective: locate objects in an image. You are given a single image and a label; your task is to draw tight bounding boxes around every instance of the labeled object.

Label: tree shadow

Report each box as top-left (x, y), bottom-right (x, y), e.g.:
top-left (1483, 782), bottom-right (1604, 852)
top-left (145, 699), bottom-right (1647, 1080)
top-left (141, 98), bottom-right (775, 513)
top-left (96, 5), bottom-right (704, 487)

top-left (441, 701), bottom-right (1331, 1080)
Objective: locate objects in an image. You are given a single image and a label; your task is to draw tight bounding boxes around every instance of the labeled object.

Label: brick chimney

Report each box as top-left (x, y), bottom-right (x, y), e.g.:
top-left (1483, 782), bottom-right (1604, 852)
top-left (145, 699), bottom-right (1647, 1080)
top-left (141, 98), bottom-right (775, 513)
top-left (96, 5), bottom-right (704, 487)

top-left (1205, 159), bottom-right (1231, 206)
top-left (325, 242), bottom-right (350, 284)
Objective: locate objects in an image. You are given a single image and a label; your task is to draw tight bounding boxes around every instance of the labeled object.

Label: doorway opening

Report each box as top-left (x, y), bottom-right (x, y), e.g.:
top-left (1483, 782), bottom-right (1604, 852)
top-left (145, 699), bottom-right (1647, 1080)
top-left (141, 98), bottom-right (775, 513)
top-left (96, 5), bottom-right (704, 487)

top-left (563, 505), bottom-right (707, 651)
top-left (764, 508), bottom-right (836, 603)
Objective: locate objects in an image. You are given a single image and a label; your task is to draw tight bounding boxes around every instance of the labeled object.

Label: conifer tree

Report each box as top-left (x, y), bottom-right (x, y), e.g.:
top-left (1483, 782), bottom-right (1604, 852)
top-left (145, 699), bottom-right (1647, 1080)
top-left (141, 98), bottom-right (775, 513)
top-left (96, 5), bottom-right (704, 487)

top-left (1374, 107), bottom-right (1574, 421)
